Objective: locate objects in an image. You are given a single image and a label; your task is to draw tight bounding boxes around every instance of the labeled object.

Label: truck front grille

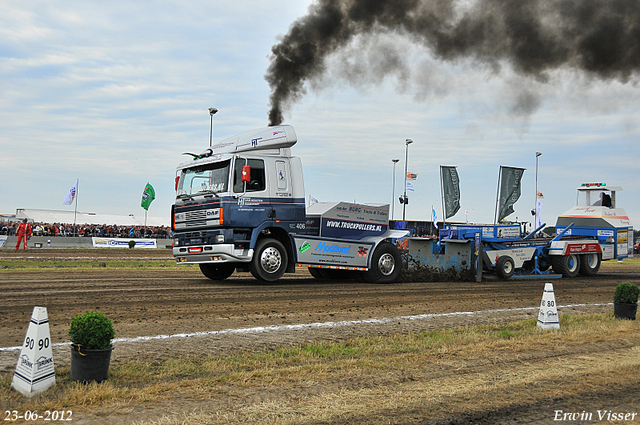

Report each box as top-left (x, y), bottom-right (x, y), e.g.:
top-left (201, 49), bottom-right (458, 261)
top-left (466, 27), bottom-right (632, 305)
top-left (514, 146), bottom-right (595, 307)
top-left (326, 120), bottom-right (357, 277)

top-left (185, 210), bottom-right (207, 221)
top-left (184, 221), bottom-right (207, 228)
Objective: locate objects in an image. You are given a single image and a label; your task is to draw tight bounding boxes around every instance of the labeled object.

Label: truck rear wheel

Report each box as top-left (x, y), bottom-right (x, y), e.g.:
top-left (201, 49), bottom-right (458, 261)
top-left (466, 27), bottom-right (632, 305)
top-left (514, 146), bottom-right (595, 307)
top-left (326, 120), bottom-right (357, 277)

top-left (552, 254), bottom-right (580, 277)
top-left (199, 263), bottom-right (235, 280)
top-left (250, 238), bottom-right (288, 282)
top-left (496, 256), bottom-right (515, 279)
top-left (363, 242), bottom-right (402, 284)
top-left (579, 253), bottom-right (601, 276)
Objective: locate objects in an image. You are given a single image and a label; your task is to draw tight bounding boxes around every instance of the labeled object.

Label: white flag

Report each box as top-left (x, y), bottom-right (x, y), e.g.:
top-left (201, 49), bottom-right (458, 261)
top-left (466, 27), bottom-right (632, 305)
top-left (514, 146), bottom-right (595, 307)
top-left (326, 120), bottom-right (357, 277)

top-left (535, 198), bottom-right (544, 229)
top-left (406, 181), bottom-right (415, 192)
top-left (432, 207), bottom-right (438, 228)
top-left (63, 179), bottom-right (78, 205)
top-left (465, 209), bottom-right (469, 224)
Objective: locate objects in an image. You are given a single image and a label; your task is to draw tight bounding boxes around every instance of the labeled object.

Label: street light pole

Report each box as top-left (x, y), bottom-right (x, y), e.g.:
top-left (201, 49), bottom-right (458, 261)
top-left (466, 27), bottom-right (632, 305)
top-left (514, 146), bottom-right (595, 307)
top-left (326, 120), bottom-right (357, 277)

top-left (209, 107), bottom-right (218, 147)
top-left (391, 159), bottom-right (399, 221)
top-left (402, 139), bottom-right (413, 227)
top-left (533, 151), bottom-right (542, 230)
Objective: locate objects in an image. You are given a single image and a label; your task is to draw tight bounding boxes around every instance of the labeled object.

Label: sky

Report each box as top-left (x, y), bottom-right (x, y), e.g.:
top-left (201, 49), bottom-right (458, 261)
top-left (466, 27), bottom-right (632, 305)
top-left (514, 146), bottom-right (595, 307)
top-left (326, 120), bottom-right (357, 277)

top-left (1, 0), bottom-right (639, 231)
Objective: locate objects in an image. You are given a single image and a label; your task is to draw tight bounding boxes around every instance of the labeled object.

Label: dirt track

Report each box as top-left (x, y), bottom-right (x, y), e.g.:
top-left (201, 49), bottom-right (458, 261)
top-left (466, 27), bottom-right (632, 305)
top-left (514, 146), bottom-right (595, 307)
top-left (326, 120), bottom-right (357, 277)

top-left (1, 248), bottom-right (637, 350)
top-left (1, 248), bottom-right (639, 424)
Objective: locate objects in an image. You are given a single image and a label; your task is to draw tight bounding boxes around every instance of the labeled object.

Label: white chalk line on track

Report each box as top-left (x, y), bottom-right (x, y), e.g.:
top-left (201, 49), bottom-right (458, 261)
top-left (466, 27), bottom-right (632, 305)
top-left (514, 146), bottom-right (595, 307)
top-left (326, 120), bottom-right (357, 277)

top-left (0, 257), bottom-right (166, 260)
top-left (0, 303), bottom-right (612, 352)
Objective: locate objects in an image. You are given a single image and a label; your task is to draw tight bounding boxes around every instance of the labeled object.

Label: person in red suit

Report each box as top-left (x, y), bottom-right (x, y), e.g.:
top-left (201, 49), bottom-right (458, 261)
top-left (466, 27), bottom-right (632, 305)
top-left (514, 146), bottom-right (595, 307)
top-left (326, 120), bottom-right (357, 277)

top-left (15, 219), bottom-right (31, 250)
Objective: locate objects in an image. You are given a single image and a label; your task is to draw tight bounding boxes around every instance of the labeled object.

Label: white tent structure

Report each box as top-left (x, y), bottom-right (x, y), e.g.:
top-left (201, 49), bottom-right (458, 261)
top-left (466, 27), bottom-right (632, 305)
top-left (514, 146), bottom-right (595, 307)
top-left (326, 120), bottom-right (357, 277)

top-left (14, 208), bottom-right (169, 227)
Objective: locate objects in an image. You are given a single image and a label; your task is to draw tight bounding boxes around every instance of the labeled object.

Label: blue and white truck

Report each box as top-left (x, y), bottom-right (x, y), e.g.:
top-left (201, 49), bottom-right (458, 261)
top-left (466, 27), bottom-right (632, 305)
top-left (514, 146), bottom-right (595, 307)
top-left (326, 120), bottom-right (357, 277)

top-left (171, 125), bottom-right (408, 283)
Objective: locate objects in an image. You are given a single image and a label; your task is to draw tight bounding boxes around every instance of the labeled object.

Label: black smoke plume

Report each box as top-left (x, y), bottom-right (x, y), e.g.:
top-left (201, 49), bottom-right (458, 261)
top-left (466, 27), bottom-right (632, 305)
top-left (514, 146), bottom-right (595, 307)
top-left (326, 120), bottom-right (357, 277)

top-left (265, 0), bottom-right (640, 126)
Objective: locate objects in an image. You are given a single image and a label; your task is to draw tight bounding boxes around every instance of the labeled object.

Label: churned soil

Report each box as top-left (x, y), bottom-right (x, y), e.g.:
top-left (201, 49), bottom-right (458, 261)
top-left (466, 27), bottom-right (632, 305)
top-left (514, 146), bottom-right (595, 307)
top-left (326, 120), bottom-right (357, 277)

top-left (1, 248), bottom-right (639, 424)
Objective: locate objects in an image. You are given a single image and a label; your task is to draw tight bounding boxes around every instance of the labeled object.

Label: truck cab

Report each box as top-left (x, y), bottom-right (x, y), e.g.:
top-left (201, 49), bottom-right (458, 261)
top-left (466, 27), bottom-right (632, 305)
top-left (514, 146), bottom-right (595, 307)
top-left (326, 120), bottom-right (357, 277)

top-left (173, 126), bottom-right (307, 279)
top-left (172, 125), bottom-right (407, 284)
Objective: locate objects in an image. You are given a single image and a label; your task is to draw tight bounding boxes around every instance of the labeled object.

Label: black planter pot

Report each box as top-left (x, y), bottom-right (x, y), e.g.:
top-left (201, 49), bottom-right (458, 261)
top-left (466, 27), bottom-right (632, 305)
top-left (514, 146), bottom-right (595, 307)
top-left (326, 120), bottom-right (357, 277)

top-left (614, 302), bottom-right (638, 320)
top-left (70, 344), bottom-right (114, 383)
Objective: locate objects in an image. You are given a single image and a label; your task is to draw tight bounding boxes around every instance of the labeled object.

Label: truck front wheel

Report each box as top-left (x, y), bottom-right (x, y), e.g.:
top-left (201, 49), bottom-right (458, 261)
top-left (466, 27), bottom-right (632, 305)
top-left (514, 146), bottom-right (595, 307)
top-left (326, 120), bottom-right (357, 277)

top-left (552, 254), bottom-right (580, 278)
top-left (364, 242), bottom-right (402, 284)
top-left (250, 238), bottom-right (288, 282)
top-left (199, 263), bottom-right (235, 280)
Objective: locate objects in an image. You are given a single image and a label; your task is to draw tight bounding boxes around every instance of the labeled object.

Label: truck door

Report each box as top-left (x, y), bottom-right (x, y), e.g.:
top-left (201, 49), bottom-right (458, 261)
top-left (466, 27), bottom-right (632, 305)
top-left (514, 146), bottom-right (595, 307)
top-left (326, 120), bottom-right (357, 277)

top-left (231, 157), bottom-right (271, 227)
top-left (272, 160), bottom-right (296, 221)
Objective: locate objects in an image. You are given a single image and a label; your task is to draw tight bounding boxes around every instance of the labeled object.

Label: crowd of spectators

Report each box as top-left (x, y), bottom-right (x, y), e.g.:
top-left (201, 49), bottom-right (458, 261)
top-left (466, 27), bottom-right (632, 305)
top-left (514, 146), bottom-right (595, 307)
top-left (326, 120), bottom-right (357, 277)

top-left (0, 221), bottom-right (172, 239)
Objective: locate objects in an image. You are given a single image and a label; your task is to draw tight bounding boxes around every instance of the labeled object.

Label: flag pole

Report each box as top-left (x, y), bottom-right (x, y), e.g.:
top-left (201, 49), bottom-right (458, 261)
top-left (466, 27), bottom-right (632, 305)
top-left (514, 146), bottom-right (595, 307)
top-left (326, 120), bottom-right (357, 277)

top-left (439, 166), bottom-right (446, 229)
top-left (494, 167), bottom-right (502, 225)
top-left (73, 179), bottom-right (79, 237)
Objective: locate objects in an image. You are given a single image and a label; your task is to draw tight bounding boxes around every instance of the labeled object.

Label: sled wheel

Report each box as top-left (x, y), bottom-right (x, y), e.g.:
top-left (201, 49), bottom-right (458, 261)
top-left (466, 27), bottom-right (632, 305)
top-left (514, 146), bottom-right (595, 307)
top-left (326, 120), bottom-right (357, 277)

top-left (552, 254), bottom-right (580, 278)
top-left (579, 253), bottom-right (601, 276)
top-left (250, 238), bottom-right (288, 282)
top-left (199, 263), bottom-right (235, 280)
top-left (496, 256), bottom-right (515, 279)
top-left (363, 242), bottom-right (402, 284)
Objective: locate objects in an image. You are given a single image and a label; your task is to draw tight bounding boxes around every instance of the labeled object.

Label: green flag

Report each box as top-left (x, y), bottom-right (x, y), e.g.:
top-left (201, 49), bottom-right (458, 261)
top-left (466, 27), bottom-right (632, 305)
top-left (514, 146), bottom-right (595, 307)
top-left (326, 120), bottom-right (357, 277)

top-left (441, 166), bottom-right (460, 219)
top-left (141, 183), bottom-right (155, 211)
top-left (497, 166), bottom-right (525, 222)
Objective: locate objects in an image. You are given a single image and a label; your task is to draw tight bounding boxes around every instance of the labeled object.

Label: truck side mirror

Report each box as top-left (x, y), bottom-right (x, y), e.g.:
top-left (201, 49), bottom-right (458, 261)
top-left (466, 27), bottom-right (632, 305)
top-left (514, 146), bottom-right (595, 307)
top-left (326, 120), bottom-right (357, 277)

top-left (242, 166), bottom-right (251, 182)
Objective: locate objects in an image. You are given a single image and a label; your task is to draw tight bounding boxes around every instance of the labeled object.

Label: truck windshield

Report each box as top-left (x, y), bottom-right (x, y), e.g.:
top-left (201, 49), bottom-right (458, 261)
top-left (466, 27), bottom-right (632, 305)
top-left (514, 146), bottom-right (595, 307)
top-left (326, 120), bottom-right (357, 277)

top-left (177, 160), bottom-right (230, 197)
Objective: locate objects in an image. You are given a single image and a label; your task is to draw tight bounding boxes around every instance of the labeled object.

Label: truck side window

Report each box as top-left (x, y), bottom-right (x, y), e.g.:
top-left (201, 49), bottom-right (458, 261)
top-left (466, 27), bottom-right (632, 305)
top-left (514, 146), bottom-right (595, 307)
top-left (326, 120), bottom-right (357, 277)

top-left (234, 159), bottom-right (266, 193)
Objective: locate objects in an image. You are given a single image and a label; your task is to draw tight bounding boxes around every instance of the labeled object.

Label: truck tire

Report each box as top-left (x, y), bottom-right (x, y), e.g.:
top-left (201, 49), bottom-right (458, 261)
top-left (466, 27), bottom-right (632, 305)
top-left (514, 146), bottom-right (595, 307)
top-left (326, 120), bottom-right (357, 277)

top-left (579, 253), bottom-right (601, 276)
top-left (199, 263), bottom-right (235, 280)
top-left (552, 254), bottom-right (580, 278)
top-left (496, 256), bottom-right (515, 279)
top-left (250, 238), bottom-right (288, 282)
top-left (363, 242), bottom-right (402, 284)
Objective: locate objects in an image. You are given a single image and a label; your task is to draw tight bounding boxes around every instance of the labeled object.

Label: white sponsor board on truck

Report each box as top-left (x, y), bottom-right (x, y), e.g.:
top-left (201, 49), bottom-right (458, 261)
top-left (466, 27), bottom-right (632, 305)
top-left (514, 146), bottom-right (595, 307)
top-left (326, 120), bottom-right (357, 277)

top-left (294, 236), bottom-right (374, 269)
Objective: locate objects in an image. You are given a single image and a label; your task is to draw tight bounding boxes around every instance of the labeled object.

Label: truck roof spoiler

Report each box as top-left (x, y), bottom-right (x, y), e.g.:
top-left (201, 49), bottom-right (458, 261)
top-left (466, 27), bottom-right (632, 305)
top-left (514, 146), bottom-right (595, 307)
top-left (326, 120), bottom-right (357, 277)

top-left (210, 125), bottom-right (297, 155)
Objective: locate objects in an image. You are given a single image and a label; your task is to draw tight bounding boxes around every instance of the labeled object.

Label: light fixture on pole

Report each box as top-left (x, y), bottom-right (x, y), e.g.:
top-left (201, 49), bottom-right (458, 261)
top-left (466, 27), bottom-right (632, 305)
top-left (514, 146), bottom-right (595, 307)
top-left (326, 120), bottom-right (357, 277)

top-left (208, 107), bottom-right (218, 147)
top-left (401, 139), bottom-right (413, 227)
top-left (391, 159), bottom-right (399, 221)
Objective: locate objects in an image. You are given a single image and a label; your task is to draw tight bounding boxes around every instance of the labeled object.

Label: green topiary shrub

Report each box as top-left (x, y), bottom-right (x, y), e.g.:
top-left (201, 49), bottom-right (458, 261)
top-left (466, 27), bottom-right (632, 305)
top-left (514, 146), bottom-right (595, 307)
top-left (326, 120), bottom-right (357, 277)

top-left (613, 282), bottom-right (640, 304)
top-left (128, 240), bottom-right (136, 249)
top-left (69, 311), bottom-right (115, 350)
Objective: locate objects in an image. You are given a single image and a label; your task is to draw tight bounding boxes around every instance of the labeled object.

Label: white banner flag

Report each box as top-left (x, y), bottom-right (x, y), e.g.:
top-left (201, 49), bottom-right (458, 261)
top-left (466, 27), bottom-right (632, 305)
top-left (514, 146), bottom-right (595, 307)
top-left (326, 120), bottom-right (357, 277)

top-left (406, 181), bottom-right (415, 192)
top-left (63, 179), bottom-right (78, 205)
top-left (535, 198), bottom-right (544, 229)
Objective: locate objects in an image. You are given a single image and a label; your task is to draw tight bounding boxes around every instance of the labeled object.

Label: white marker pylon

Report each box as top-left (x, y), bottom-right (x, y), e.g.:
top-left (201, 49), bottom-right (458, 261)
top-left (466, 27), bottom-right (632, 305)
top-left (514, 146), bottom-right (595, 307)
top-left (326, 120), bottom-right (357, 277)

top-left (537, 283), bottom-right (560, 330)
top-left (12, 307), bottom-right (56, 397)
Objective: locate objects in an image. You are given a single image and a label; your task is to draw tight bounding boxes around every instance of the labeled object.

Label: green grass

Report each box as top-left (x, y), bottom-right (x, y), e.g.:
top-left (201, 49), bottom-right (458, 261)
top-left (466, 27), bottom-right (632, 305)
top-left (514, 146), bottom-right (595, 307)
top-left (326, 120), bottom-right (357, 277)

top-left (0, 259), bottom-right (190, 270)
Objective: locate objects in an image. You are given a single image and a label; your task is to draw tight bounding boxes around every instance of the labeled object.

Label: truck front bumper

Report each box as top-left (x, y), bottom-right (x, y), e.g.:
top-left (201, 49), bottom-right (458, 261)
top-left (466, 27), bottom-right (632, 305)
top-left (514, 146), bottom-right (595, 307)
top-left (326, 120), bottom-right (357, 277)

top-left (173, 244), bottom-right (253, 264)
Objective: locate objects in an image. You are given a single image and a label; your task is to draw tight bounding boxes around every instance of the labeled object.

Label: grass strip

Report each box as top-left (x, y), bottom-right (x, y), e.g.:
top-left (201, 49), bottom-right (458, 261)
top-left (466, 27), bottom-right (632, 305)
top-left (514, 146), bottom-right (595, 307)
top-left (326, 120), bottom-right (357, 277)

top-left (1, 313), bottom-right (638, 424)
